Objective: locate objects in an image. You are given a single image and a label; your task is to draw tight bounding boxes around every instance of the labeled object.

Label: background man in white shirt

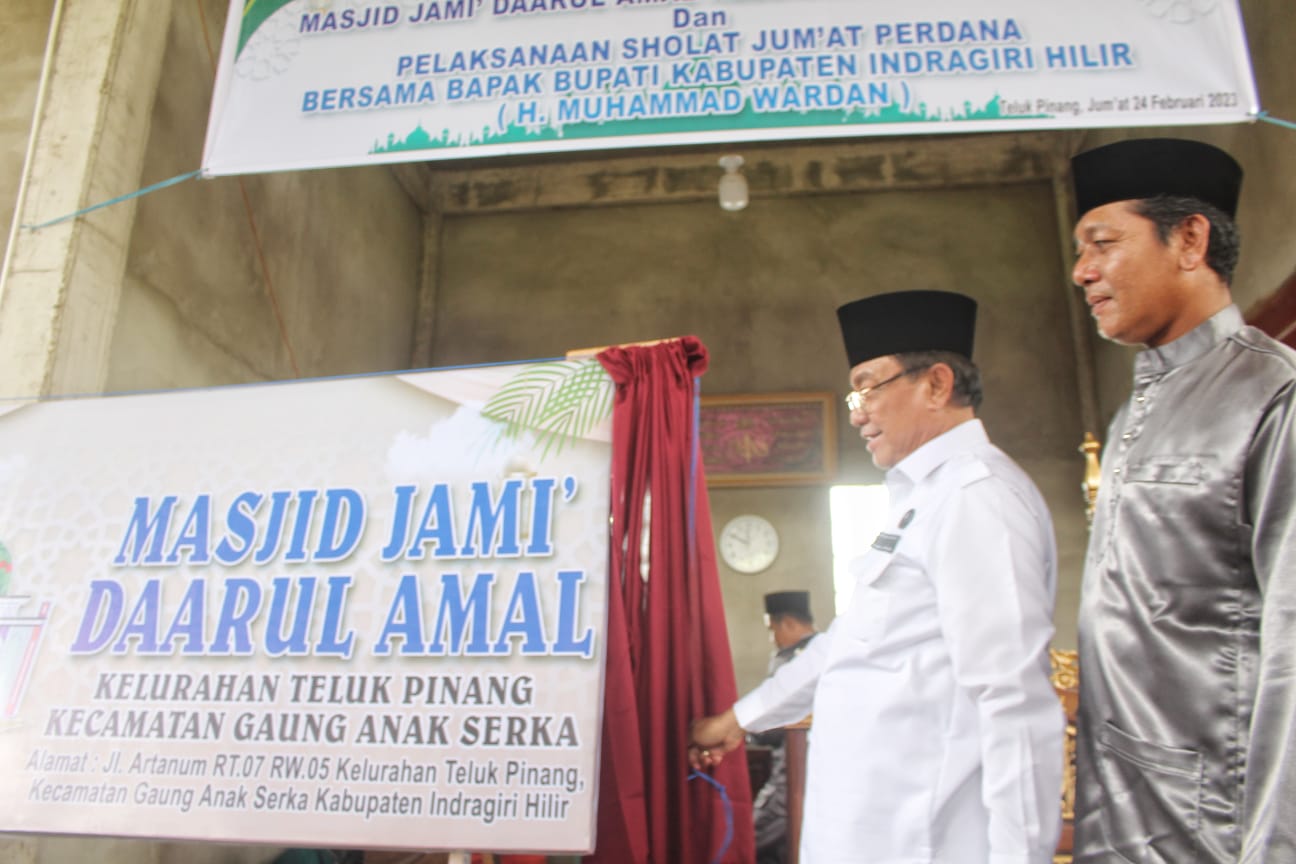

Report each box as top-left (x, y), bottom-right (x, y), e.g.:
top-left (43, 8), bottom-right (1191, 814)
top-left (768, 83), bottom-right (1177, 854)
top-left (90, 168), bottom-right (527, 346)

top-left (750, 590), bottom-right (818, 864)
top-left (689, 290), bottom-right (1064, 863)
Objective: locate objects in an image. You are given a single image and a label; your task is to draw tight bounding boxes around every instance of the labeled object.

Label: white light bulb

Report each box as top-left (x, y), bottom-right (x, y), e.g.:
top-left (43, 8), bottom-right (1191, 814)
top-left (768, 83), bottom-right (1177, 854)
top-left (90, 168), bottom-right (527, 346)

top-left (718, 154), bottom-right (748, 211)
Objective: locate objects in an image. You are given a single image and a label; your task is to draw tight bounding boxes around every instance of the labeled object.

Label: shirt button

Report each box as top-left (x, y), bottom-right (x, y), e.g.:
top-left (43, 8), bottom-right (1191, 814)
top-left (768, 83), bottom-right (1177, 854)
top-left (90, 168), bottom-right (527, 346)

top-left (1122, 433), bottom-right (1132, 441)
top-left (1114, 467), bottom-right (1122, 475)
top-left (1135, 395), bottom-right (1147, 404)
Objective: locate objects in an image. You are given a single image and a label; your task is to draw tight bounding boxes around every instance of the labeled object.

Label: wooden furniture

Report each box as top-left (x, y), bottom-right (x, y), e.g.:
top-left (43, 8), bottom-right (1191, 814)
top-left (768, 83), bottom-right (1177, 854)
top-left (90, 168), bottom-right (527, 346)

top-left (784, 718), bottom-right (811, 863)
top-left (745, 743), bottom-right (773, 798)
top-left (1051, 648), bottom-right (1080, 864)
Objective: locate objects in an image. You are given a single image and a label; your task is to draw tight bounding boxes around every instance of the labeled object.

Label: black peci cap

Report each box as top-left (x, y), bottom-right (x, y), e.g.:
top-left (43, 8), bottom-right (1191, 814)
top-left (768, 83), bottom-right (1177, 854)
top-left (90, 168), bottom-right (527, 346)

top-left (836, 290), bottom-right (977, 369)
top-left (764, 591), bottom-right (811, 619)
top-left (1071, 137), bottom-right (1242, 219)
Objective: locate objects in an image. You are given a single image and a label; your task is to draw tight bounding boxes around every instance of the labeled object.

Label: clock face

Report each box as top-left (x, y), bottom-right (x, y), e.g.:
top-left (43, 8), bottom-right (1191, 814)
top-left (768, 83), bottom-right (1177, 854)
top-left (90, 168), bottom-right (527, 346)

top-left (718, 514), bottom-right (779, 574)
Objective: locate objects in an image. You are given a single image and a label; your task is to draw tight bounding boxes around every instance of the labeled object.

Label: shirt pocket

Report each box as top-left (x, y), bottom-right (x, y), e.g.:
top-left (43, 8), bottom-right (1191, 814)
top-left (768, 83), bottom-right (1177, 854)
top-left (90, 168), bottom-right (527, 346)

top-left (1125, 454), bottom-right (1214, 486)
top-left (843, 550), bottom-right (892, 647)
top-left (1094, 721), bottom-right (1203, 864)
top-left (1117, 452), bottom-right (1232, 584)
top-left (839, 550), bottom-right (907, 670)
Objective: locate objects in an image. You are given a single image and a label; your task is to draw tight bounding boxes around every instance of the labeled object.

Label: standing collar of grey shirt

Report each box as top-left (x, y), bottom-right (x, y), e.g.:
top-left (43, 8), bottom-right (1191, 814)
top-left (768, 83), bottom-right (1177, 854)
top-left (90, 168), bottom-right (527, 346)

top-left (1135, 304), bottom-right (1244, 377)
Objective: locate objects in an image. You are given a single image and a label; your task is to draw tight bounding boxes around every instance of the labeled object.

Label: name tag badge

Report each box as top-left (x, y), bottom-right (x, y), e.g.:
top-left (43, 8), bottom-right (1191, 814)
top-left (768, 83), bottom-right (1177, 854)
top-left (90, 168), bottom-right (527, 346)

top-left (871, 532), bottom-right (899, 553)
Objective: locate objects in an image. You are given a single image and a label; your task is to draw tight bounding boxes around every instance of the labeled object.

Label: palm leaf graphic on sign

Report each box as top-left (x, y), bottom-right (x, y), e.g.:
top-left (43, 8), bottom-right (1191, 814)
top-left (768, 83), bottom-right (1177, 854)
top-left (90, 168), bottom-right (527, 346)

top-left (481, 360), bottom-right (614, 458)
top-left (237, 0), bottom-right (296, 58)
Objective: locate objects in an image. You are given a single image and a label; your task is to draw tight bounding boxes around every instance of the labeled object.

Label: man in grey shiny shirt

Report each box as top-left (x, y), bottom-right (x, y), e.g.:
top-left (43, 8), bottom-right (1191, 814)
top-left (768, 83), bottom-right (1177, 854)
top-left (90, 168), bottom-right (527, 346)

top-left (1071, 137), bottom-right (1296, 862)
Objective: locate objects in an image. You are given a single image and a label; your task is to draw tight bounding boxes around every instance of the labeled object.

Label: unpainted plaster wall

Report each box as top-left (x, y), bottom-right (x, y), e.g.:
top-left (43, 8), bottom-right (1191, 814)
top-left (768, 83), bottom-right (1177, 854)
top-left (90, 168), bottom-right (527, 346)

top-left (0, 0), bottom-right (54, 252)
top-left (1083, 0), bottom-right (1296, 426)
top-left (0, 1), bottom-right (1294, 857)
top-left (105, 0), bottom-right (424, 389)
top-left (0, 2), bottom-right (420, 861)
top-left (430, 180), bottom-right (1087, 691)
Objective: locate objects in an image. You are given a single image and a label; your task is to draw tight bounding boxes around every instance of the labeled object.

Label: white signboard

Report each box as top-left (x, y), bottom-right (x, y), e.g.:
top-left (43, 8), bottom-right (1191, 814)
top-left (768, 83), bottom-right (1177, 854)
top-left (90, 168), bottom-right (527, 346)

top-left (0, 360), bottom-right (613, 852)
top-left (202, 0), bottom-right (1258, 175)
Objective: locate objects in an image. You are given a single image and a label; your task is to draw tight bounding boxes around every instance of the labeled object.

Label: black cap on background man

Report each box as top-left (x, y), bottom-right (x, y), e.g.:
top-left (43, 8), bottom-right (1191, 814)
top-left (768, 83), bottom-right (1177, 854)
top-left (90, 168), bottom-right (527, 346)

top-left (763, 590), bottom-right (811, 622)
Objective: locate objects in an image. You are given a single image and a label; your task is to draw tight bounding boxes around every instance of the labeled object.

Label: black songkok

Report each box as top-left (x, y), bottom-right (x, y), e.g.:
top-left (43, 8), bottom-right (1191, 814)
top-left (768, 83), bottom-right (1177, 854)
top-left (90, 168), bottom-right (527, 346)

top-left (1071, 137), bottom-right (1242, 219)
top-left (836, 290), bottom-right (977, 369)
top-left (764, 591), bottom-right (811, 619)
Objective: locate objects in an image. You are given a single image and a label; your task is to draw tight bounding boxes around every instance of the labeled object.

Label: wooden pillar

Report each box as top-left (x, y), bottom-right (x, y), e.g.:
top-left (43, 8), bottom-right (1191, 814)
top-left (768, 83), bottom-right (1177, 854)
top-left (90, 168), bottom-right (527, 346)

top-left (0, 0), bottom-right (173, 399)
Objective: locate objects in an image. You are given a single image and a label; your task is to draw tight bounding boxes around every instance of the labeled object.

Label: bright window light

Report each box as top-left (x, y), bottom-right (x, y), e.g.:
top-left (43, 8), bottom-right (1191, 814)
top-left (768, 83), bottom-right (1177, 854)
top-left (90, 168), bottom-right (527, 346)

top-left (829, 484), bottom-right (890, 615)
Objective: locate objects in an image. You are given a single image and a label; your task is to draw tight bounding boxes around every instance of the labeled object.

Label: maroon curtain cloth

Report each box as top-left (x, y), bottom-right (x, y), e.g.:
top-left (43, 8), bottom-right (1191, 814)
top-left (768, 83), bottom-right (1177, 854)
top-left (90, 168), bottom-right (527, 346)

top-left (585, 337), bottom-right (754, 864)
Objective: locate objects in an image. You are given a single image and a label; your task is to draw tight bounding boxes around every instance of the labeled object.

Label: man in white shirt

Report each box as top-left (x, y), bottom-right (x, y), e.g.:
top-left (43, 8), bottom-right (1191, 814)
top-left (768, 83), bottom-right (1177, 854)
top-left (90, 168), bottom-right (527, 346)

top-left (690, 290), bottom-right (1064, 863)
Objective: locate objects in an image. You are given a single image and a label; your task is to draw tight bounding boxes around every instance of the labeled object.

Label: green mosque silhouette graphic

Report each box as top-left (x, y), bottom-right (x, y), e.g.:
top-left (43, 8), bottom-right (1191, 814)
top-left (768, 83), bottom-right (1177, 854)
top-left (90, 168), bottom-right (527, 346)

top-left (371, 93), bottom-right (1030, 156)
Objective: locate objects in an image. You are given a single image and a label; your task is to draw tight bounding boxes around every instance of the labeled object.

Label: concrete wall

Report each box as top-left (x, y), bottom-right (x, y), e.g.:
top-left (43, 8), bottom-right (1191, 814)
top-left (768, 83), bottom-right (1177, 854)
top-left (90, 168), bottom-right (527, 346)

top-left (1082, 0), bottom-right (1296, 425)
top-left (0, 1), bottom-right (421, 861)
top-left (0, 0), bottom-right (1293, 857)
top-left (411, 0), bottom-right (1296, 688)
top-left (106, 0), bottom-right (424, 389)
top-left (0, 1), bottom-right (54, 251)
top-left (427, 162), bottom-right (1087, 690)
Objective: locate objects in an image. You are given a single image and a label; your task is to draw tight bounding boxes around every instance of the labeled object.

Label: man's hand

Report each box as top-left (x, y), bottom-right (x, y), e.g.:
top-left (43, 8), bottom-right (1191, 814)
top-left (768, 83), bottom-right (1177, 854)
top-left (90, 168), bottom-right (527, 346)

top-left (688, 708), bottom-right (745, 770)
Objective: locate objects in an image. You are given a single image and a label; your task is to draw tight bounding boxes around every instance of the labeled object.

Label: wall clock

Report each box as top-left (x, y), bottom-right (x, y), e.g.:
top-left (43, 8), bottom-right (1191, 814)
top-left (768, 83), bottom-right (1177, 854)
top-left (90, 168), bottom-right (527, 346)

top-left (718, 514), bottom-right (780, 574)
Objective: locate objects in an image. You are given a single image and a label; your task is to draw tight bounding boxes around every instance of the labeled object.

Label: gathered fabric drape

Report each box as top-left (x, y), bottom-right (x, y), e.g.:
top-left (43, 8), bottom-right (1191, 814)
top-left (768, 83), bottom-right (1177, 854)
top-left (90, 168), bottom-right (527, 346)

top-left (586, 337), bottom-right (754, 864)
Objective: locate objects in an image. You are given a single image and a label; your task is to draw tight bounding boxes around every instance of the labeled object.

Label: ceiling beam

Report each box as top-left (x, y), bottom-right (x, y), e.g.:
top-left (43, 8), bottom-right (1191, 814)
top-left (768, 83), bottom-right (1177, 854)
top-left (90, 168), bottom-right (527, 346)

top-left (388, 131), bottom-right (1072, 215)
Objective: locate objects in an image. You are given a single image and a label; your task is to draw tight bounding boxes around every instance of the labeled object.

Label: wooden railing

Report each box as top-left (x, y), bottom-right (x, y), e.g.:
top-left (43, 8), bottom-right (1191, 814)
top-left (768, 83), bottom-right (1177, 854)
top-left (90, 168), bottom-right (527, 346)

top-left (783, 718), bottom-right (812, 862)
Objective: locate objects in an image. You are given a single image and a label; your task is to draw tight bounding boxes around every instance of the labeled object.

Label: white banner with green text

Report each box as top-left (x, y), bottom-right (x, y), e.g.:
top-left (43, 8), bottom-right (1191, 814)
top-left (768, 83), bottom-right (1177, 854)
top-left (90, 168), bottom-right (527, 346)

top-left (202, 0), bottom-right (1258, 175)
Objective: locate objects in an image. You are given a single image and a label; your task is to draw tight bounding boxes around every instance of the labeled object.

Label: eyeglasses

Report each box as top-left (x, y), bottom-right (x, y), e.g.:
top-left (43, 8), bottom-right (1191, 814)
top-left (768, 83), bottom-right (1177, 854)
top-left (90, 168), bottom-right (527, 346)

top-left (844, 367), bottom-right (921, 412)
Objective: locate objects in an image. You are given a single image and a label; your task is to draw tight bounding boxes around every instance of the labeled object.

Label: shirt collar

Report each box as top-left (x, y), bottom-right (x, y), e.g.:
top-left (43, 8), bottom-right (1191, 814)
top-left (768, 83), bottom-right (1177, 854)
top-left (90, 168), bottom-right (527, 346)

top-left (776, 633), bottom-right (817, 658)
top-left (887, 418), bottom-right (987, 489)
top-left (1134, 304), bottom-right (1243, 377)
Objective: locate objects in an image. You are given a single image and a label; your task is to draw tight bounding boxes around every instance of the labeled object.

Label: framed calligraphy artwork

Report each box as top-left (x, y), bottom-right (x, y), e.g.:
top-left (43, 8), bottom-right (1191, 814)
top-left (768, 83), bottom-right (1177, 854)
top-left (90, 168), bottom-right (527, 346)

top-left (700, 392), bottom-right (837, 487)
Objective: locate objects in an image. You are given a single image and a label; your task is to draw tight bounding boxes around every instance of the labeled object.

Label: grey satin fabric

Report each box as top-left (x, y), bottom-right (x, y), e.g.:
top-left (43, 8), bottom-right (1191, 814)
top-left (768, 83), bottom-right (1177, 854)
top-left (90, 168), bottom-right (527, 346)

top-left (1075, 305), bottom-right (1296, 862)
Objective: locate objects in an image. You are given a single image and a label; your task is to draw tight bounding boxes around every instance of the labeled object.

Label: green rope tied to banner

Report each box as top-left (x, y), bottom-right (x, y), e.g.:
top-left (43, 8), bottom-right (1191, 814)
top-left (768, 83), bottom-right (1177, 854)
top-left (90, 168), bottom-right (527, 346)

top-left (1258, 110), bottom-right (1296, 131)
top-left (21, 169), bottom-right (201, 231)
top-left (17, 111), bottom-right (1296, 232)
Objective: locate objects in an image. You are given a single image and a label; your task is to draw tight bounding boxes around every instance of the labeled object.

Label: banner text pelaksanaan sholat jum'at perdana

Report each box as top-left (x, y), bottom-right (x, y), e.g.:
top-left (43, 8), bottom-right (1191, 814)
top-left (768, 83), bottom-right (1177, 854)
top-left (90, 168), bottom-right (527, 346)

top-left (202, 0), bottom-right (1258, 175)
top-left (0, 361), bottom-right (613, 852)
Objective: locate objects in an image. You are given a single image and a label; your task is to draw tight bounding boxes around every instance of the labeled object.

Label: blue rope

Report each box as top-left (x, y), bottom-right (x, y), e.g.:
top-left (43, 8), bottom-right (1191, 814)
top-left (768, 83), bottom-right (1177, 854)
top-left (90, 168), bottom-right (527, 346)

top-left (689, 769), bottom-right (734, 864)
top-left (17, 112), bottom-right (1290, 232)
top-left (689, 378), bottom-right (701, 547)
top-left (15, 111), bottom-right (1292, 232)
top-left (1257, 110), bottom-right (1296, 131)
top-left (21, 169), bottom-right (202, 231)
